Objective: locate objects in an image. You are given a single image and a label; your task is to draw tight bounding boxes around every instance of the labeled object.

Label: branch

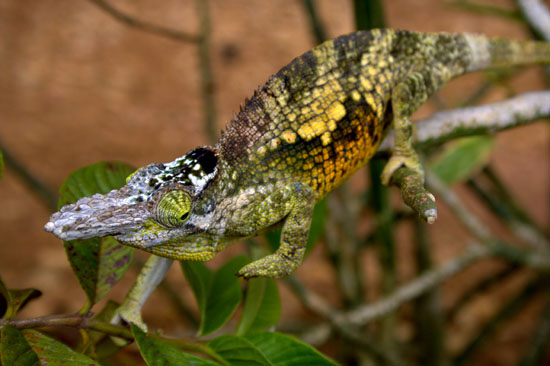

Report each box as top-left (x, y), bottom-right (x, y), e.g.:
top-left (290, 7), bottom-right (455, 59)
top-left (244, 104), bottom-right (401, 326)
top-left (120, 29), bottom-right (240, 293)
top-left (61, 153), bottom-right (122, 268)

top-left (466, 169), bottom-right (550, 251)
top-left (517, 0), bottom-right (550, 41)
top-left (426, 170), bottom-right (493, 242)
top-left (194, 0), bottom-right (218, 144)
top-left (339, 241), bottom-right (550, 326)
top-left (86, 0), bottom-right (200, 43)
top-left (284, 277), bottom-right (405, 365)
top-left (342, 244), bottom-right (491, 325)
top-left (379, 91), bottom-right (550, 152)
top-left (0, 313), bottom-right (90, 331)
top-left (0, 313), bottom-right (221, 362)
top-left (301, 0), bottom-right (328, 44)
top-left (0, 141), bottom-right (58, 211)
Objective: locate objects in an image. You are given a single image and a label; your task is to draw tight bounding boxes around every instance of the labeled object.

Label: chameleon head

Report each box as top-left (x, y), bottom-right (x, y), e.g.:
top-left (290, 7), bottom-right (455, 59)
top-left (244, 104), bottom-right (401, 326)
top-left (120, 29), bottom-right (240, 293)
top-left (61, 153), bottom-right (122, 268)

top-left (44, 147), bottom-right (220, 256)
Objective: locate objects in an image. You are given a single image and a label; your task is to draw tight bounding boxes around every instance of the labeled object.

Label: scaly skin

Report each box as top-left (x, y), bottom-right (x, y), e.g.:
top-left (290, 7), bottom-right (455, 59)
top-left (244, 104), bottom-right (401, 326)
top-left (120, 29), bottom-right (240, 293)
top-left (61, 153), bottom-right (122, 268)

top-left (45, 29), bottom-right (550, 279)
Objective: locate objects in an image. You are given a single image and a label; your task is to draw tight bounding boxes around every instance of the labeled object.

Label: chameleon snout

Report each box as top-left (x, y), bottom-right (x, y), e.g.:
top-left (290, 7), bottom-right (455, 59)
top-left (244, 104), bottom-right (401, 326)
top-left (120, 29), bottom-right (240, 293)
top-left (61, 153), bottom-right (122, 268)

top-left (45, 190), bottom-right (148, 242)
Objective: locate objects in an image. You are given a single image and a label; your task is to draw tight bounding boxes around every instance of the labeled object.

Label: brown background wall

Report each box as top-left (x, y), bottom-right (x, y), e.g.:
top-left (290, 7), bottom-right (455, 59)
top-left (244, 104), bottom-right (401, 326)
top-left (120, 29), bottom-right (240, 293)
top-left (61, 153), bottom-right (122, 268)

top-left (0, 1), bottom-right (548, 364)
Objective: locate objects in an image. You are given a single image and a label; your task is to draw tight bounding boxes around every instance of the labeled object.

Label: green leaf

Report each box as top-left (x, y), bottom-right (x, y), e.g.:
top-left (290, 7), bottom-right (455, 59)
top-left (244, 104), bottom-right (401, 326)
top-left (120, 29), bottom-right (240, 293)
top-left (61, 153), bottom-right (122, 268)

top-left (0, 277), bottom-right (41, 319)
top-left (0, 325), bottom-right (40, 366)
top-left (306, 198), bottom-right (327, 252)
top-left (181, 261), bottom-right (213, 315)
top-left (64, 236), bottom-right (133, 307)
top-left (430, 136), bottom-right (495, 185)
top-left (245, 332), bottom-right (338, 366)
top-left (264, 229), bottom-right (281, 252)
top-left (210, 333), bottom-right (338, 366)
top-left (58, 162), bottom-right (135, 307)
top-left (58, 161), bottom-right (135, 208)
top-left (0, 149), bottom-right (4, 180)
top-left (22, 329), bottom-right (101, 365)
top-left (182, 256), bottom-right (249, 336)
top-left (236, 278), bottom-right (281, 335)
top-left (131, 324), bottom-right (221, 366)
top-left (209, 335), bottom-right (270, 366)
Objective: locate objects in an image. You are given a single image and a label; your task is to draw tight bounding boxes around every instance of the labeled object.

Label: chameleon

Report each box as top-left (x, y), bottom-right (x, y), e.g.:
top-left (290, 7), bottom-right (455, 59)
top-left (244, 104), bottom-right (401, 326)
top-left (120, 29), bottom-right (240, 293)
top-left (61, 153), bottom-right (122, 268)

top-left (45, 29), bottom-right (550, 279)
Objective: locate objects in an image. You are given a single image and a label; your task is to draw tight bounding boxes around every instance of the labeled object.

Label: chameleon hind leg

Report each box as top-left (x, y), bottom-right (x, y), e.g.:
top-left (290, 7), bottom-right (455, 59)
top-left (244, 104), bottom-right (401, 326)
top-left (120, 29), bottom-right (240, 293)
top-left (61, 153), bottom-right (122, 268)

top-left (236, 182), bottom-right (315, 278)
top-left (381, 70), bottom-right (437, 223)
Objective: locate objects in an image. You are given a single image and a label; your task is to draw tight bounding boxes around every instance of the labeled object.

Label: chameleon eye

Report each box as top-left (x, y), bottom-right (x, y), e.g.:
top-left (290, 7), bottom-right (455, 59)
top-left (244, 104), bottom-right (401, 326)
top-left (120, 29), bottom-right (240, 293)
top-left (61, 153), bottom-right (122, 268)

top-left (155, 190), bottom-right (192, 228)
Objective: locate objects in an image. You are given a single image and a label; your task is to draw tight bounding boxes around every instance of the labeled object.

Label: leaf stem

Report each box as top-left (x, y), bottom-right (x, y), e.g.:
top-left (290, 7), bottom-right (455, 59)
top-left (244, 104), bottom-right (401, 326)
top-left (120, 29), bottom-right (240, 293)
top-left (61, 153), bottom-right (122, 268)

top-left (0, 313), bottom-right (224, 362)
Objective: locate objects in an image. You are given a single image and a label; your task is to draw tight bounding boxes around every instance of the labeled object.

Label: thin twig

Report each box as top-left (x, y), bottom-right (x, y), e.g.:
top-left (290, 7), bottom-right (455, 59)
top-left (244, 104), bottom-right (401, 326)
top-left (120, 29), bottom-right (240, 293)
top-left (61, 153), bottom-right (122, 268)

top-left (86, 0), bottom-right (200, 43)
top-left (428, 170), bottom-right (550, 267)
top-left (194, 0), bottom-right (218, 144)
top-left (458, 70), bottom-right (516, 107)
top-left (447, 263), bottom-right (521, 321)
top-left (519, 297), bottom-right (550, 366)
top-left (466, 173), bottom-right (550, 251)
top-left (379, 91), bottom-right (550, 152)
top-left (413, 220), bottom-right (449, 366)
top-left (482, 166), bottom-right (548, 239)
top-left (343, 244), bottom-right (492, 325)
top-left (0, 141), bottom-right (58, 211)
top-left (283, 277), bottom-right (404, 365)
top-left (488, 241), bottom-right (550, 271)
top-left (324, 188), bottom-right (363, 307)
top-left (369, 158), bottom-right (398, 353)
top-left (454, 277), bottom-right (545, 366)
top-left (0, 313), bottom-right (90, 331)
top-left (517, 0), bottom-right (550, 41)
top-left (425, 170), bottom-right (493, 242)
top-left (301, 0), bottom-right (328, 44)
top-left (449, 0), bottom-right (523, 21)
top-left (0, 313), bottom-right (221, 362)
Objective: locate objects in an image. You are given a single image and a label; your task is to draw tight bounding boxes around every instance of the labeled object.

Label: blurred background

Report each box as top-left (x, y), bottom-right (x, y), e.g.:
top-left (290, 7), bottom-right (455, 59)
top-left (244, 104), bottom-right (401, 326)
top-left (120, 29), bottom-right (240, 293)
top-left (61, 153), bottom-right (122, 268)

top-left (0, 0), bottom-right (549, 365)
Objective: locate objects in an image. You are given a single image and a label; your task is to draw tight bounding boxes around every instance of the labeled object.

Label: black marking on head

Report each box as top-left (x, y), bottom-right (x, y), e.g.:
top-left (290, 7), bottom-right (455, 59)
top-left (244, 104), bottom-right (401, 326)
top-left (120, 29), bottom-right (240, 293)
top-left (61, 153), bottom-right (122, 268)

top-left (193, 147), bottom-right (217, 174)
top-left (128, 148), bottom-right (219, 203)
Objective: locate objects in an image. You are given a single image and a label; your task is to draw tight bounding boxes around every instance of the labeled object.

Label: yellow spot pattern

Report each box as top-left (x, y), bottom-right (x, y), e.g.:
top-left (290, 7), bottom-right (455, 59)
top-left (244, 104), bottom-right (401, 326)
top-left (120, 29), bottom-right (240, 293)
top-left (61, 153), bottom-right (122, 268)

top-left (242, 30), bottom-right (397, 199)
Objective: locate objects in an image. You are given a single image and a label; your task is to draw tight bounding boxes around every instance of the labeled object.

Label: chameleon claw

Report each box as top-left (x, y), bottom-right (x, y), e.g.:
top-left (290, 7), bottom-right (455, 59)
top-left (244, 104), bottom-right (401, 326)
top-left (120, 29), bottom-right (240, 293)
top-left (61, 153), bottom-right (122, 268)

top-left (424, 208), bottom-right (438, 224)
top-left (389, 165), bottom-right (438, 224)
top-left (237, 253), bottom-right (301, 279)
top-left (381, 150), bottom-right (423, 186)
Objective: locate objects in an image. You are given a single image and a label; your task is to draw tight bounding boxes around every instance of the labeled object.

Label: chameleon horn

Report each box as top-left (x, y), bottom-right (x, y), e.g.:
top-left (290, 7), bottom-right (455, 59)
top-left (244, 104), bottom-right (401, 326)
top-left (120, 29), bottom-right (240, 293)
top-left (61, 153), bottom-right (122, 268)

top-left (44, 186), bottom-right (149, 242)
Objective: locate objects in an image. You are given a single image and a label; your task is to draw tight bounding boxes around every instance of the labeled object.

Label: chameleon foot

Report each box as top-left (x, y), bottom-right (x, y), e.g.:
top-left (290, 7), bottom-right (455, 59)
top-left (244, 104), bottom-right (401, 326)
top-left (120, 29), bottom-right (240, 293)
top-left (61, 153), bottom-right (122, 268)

top-left (380, 150), bottom-right (422, 186)
top-left (237, 251), bottom-right (303, 279)
top-left (381, 153), bottom-right (438, 224)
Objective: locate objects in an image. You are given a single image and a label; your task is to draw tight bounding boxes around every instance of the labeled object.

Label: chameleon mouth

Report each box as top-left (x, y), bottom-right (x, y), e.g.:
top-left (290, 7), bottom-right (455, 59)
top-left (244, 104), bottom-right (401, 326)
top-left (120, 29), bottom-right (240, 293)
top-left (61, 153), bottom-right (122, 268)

top-left (44, 187), bottom-right (150, 242)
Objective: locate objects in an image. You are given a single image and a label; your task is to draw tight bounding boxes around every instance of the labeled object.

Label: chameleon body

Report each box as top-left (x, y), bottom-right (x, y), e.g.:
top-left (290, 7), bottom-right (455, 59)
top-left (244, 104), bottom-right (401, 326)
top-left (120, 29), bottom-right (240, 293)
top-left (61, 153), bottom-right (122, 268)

top-left (45, 29), bottom-right (550, 278)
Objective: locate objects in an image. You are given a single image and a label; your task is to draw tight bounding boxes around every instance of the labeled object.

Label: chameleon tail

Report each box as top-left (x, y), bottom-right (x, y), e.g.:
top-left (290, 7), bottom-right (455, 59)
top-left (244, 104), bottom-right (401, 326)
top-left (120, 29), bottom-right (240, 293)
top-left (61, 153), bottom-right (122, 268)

top-left (464, 34), bottom-right (550, 72)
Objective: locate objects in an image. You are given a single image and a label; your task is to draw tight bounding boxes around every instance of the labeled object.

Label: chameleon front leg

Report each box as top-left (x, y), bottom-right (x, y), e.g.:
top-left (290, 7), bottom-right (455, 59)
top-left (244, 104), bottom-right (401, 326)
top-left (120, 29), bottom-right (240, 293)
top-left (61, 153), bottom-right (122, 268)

top-left (236, 182), bottom-right (316, 279)
top-left (112, 255), bottom-right (173, 331)
top-left (381, 71), bottom-right (438, 223)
